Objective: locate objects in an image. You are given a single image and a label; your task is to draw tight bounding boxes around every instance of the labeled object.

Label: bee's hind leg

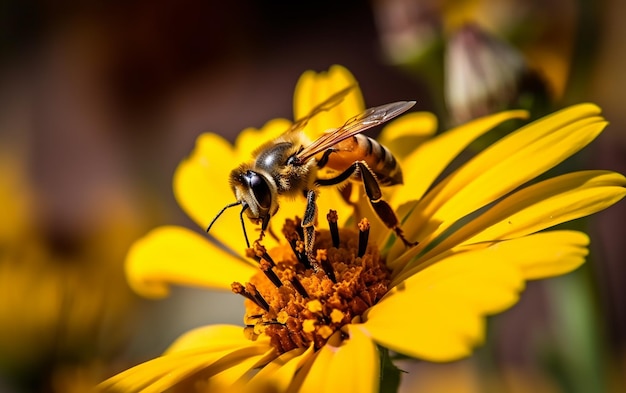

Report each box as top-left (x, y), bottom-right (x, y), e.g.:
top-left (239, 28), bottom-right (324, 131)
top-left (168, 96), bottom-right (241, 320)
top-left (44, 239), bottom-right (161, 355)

top-left (317, 161), bottom-right (417, 247)
top-left (357, 162), bottom-right (417, 247)
top-left (369, 199), bottom-right (416, 247)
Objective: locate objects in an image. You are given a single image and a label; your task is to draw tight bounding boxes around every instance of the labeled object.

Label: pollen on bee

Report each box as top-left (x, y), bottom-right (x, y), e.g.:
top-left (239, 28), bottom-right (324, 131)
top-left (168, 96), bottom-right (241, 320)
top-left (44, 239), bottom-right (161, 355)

top-left (232, 210), bottom-right (391, 354)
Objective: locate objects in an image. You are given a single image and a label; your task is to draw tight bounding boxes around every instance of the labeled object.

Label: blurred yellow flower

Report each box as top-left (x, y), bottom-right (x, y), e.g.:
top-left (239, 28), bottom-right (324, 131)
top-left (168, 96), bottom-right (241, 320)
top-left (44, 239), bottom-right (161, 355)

top-left (99, 65), bottom-right (625, 392)
top-left (0, 148), bottom-right (138, 392)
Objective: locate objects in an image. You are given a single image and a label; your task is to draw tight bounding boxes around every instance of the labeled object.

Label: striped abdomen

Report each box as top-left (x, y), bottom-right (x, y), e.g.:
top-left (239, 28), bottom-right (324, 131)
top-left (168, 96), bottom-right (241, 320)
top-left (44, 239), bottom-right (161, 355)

top-left (321, 134), bottom-right (403, 186)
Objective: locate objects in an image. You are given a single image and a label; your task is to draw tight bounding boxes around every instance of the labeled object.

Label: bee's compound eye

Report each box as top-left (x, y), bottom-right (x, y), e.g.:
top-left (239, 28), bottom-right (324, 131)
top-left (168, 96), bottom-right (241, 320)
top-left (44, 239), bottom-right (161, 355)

top-left (245, 171), bottom-right (271, 209)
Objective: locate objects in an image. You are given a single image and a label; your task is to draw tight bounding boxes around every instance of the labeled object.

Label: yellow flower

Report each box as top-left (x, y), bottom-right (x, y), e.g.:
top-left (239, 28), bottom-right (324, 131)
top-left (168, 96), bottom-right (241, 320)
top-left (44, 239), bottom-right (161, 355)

top-left (100, 65), bottom-right (625, 393)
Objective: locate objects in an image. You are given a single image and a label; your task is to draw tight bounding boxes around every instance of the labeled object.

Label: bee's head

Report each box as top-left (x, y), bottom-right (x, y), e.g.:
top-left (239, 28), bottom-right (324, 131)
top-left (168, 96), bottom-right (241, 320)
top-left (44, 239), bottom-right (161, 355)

top-left (229, 165), bottom-right (278, 230)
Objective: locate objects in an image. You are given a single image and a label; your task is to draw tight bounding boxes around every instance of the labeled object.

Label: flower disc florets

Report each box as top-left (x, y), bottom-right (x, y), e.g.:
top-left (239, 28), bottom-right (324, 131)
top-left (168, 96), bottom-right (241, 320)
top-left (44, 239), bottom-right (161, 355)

top-left (232, 212), bottom-right (390, 354)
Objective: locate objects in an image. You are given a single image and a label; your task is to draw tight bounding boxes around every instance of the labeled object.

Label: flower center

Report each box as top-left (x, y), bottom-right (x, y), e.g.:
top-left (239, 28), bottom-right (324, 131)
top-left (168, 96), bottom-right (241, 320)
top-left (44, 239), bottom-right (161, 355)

top-left (231, 210), bottom-right (390, 354)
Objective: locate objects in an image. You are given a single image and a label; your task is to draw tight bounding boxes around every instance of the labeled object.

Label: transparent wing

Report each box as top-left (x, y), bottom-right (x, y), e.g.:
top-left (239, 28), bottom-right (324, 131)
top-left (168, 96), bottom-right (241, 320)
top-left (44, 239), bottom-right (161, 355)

top-left (296, 101), bottom-right (416, 163)
top-left (286, 84), bottom-right (357, 135)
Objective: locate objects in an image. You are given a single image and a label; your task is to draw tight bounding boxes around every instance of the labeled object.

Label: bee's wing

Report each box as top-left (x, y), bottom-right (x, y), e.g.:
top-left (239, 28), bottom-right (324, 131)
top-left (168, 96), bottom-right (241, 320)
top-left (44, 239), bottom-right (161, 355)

top-left (285, 85), bottom-right (356, 134)
top-left (296, 101), bottom-right (416, 163)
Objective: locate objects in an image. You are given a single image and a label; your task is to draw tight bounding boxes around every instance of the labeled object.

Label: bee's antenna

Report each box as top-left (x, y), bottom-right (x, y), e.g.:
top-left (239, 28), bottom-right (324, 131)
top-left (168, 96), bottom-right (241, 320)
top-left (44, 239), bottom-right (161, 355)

top-left (239, 204), bottom-right (250, 248)
top-left (206, 201), bottom-right (242, 234)
top-left (207, 201), bottom-right (251, 249)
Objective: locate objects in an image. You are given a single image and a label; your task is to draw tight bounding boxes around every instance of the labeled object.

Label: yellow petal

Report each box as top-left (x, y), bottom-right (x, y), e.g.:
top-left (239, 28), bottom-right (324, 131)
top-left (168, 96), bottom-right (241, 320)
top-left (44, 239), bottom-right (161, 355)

top-left (173, 132), bottom-right (249, 255)
top-left (390, 104), bottom-right (606, 262)
top-left (416, 171), bottom-right (625, 262)
top-left (167, 326), bottom-right (276, 391)
top-left (464, 171), bottom-right (626, 244)
top-left (367, 231), bottom-right (589, 361)
top-left (390, 109), bottom-right (528, 212)
top-left (247, 347), bottom-right (313, 392)
top-left (420, 104), bottom-right (604, 232)
top-left (209, 348), bottom-right (278, 390)
top-left (99, 330), bottom-right (272, 393)
top-left (294, 338), bottom-right (333, 393)
top-left (393, 230), bottom-right (590, 288)
top-left (234, 118), bottom-right (293, 162)
top-left (377, 111), bottom-right (438, 160)
top-left (487, 230), bottom-right (590, 280)
top-left (293, 65), bottom-right (365, 140)
top-left (99, 352), bottom-right (221, 393)
top-left (367, 243), bottom-right (528, 361)
top-left (328, 325), bottom-right (380, 393)
top-left (165, 325), bottom-right (254, 354)
top-left (298, 327), bottom-right (379, 393)
top-left (125, 226), bottom-right (256, 298)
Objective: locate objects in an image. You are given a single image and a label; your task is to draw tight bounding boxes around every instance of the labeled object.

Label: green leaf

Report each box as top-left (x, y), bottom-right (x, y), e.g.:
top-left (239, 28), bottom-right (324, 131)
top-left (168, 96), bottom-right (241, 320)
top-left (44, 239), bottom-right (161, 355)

top-left (379, 346), bottom-right (405, 393)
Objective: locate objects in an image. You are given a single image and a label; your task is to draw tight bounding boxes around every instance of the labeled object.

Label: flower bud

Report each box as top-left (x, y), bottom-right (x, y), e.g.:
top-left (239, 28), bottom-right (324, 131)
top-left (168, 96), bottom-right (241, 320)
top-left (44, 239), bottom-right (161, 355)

top-left (445, 23), bottom-right (547, 124)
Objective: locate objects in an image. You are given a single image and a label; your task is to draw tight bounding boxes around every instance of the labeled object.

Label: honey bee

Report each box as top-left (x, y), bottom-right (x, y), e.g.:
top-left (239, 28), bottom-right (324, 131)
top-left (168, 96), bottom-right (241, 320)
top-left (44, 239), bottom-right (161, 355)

top-left (208, 86), bottom-right (416, 264)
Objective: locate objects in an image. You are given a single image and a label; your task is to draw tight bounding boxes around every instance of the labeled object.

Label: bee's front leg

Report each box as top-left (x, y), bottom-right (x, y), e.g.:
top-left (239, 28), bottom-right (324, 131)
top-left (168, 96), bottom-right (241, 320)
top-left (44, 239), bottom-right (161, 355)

top-left (302, 189), bottom-right (319, 270)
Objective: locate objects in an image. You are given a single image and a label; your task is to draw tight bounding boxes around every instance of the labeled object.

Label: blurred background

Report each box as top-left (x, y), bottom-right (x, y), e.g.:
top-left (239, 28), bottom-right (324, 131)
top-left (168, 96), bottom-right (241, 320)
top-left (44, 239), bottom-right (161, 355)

top-left (0, 0), bottom-right (624, 392)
